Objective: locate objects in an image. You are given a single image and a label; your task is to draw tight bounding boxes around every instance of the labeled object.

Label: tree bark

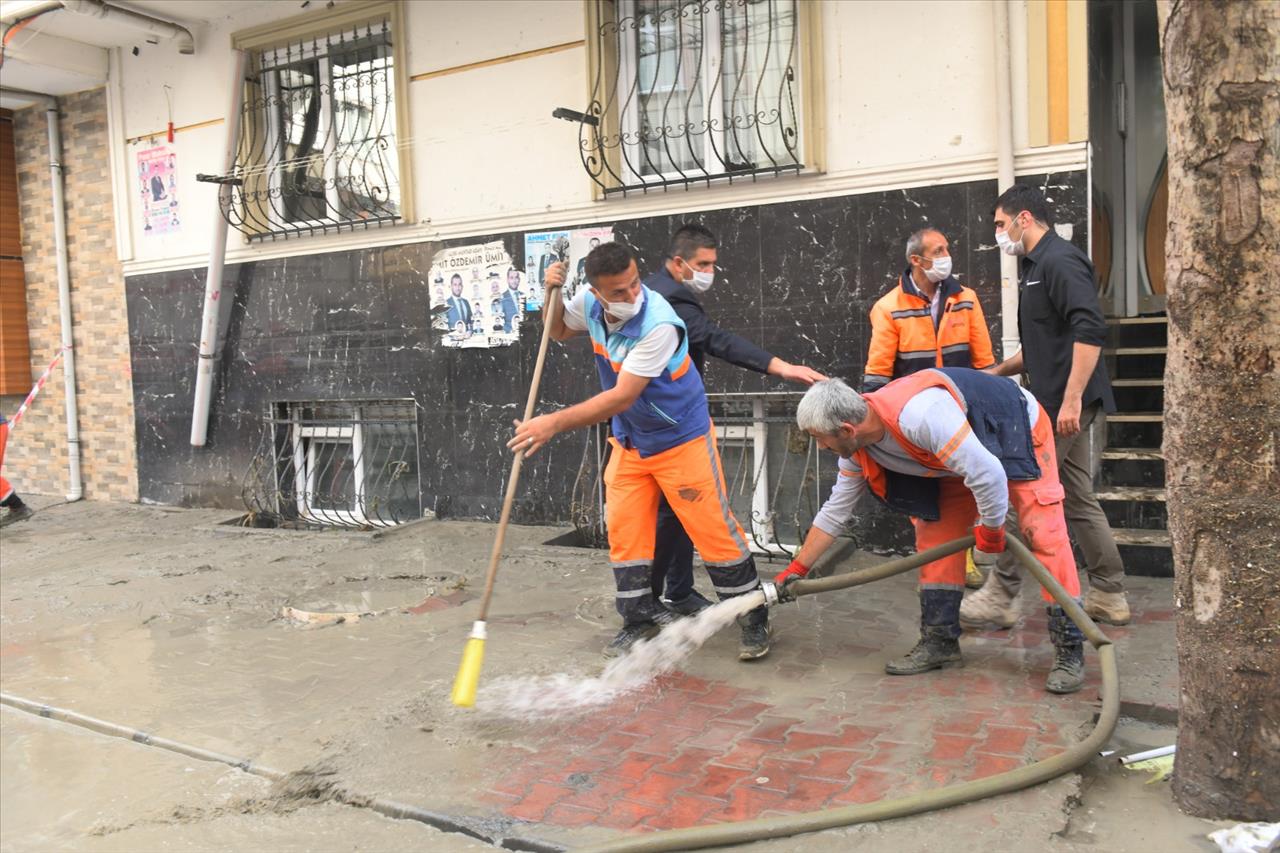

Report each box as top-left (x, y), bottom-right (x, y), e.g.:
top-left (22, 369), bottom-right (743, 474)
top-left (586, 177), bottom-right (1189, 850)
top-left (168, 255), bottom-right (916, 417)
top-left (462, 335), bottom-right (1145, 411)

top-left (1157, 0), bottom-right (1280, 821)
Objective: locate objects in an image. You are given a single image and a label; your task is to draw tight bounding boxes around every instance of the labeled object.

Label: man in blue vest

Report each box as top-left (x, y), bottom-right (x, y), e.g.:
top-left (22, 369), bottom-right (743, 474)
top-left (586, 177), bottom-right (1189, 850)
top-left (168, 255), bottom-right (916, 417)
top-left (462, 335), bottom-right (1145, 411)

top-left (508, 242), bottom-right (771, 660)
top-left (645, 224), bottom-right (826, 616)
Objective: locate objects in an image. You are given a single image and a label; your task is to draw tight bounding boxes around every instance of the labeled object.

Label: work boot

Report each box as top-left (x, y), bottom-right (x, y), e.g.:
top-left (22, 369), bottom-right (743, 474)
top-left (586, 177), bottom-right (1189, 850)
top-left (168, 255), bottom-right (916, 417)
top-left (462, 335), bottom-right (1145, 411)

top-left (885, 626), bottom-right (963, 675)
top-left (602, 621), bottom-right (660, 658)
top-left (663, 589), bottom-right (713, 617)
top-left (0, 504), bottom-right (34, 528)
top-left (1084, 588), bottom-right (1131, 626)
top-left (959, 571), bottom-right (1018, 629)
top-left (1045, 605), bottom-right (1086, 694)
top-left (737, 606), bottom-right (771, 660)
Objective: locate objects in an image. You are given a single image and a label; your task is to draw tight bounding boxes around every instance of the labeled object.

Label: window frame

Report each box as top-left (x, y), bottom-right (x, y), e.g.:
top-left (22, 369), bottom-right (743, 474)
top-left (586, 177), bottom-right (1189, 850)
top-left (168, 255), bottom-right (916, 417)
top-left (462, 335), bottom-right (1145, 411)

top-left (231, 0), bottom-right (414, 238)
top-left (583, 0), bottom-right (825, 199)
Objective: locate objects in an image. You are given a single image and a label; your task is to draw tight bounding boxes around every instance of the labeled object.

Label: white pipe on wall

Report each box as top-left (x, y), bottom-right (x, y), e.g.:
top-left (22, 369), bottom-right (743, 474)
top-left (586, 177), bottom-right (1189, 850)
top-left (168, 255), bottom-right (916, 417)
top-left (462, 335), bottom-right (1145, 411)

top-left (994, 0), bottom-right (1020, 362)
top-left (190, 48), bottom-right (246, 447)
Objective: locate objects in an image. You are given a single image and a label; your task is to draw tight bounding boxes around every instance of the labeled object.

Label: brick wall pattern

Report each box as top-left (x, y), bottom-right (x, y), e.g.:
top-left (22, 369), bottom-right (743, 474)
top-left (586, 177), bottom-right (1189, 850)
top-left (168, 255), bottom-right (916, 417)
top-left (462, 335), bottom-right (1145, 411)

top-left (3, 88), bottom-right (138, 502)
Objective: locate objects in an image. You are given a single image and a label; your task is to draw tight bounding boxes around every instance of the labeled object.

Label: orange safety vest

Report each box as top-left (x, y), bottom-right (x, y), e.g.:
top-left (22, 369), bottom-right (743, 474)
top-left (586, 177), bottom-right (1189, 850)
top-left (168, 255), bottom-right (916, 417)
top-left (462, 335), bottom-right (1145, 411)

top-left (863, 271), bottom-right (995, 391)
top-left (854, 368), bottom-right (1039, 520)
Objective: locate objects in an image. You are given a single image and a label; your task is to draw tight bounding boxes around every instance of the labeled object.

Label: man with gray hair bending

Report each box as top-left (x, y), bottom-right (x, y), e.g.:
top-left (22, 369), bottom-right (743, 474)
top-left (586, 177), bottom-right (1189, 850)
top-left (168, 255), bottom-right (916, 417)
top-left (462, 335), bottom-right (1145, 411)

top-left (774, 369), bottom-right (1088, 693)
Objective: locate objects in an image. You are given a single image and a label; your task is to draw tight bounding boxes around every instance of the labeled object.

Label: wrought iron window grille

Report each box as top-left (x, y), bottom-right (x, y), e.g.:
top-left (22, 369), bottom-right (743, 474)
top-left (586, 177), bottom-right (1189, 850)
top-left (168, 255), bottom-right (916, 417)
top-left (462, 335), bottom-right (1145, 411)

top-left (576, 0), bottom-right (805, 197)
top-left (202, 19), bottom-right (402, 241)
top-left (242, 401), bottom-right (421, 529)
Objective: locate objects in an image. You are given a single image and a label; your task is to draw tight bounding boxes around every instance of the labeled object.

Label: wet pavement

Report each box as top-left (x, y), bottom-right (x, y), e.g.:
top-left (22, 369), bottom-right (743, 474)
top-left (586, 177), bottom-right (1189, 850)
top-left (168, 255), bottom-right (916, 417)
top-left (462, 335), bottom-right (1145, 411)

top-left (1, 501), bottom-right (1223, 851)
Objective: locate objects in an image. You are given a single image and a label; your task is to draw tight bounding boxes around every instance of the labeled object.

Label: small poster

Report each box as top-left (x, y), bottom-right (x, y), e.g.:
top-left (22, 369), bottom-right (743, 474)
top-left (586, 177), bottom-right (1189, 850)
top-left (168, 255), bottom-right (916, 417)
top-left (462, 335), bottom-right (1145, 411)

top-left (428, 240), bottom-right (525, 349)
top-left (137, 146), bottom-right (179, 235)
top-left (566, 226), bottom-right (614, 302)
top-left (522, 230), bottom-right (569, 313)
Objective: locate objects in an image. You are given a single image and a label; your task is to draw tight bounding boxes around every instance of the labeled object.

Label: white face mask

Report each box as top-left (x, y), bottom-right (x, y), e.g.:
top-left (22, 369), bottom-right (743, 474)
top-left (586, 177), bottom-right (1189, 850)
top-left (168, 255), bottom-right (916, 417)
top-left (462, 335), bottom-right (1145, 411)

top-left (996, 217), bottom-right (1027, 256)
top-left (680, 259), bottom-right (715, 294)
top-left (923, 255), bottom-right (953, 283)
top-left (598, 287), bottom-right (643, 322)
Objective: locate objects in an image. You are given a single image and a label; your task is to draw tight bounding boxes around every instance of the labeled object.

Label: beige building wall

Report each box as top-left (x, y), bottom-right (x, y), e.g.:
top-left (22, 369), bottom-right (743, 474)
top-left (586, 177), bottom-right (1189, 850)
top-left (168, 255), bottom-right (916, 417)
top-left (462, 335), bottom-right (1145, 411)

top-left (3, 88), bottom-right (137, 502)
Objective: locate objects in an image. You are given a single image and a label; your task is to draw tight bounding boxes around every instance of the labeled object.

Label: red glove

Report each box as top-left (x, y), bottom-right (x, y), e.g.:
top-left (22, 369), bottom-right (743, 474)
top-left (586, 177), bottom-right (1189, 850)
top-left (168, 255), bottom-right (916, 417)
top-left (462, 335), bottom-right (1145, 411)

top-left (973, 524), bottom-right (1006, 554)
top-left (774, 560), bottom-right (810, 586)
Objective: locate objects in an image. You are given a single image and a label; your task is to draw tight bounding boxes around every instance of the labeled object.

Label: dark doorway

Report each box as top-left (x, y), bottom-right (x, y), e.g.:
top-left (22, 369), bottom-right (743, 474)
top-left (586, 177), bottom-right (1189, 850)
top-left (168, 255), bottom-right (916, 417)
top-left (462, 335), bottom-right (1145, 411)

top-left (1088, 0), bottom-right (1168, 317)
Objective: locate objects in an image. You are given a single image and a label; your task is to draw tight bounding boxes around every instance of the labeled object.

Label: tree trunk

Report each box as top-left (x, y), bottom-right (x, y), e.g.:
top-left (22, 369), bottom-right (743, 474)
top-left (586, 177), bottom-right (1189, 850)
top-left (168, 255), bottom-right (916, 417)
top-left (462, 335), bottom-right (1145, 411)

top-left (1157, 0), bottom-right (1280, 821)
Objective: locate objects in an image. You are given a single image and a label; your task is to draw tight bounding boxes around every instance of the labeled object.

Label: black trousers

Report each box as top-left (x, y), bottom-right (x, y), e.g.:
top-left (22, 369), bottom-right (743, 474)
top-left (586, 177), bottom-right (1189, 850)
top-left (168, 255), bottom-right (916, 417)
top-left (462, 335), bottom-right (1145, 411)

top-left (650, 493), bottom-right (698, 602)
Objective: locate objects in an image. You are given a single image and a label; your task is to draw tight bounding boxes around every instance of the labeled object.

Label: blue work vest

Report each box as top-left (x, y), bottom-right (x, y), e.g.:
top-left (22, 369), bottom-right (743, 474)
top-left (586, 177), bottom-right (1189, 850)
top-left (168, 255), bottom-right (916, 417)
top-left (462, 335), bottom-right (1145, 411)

top-left (585, 287), bottom-right (710, 457)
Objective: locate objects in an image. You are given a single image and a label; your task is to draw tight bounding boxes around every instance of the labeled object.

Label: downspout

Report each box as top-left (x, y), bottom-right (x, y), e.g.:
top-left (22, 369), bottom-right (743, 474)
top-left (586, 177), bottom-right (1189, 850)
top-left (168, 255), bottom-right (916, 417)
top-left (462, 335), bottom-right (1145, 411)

top-left (994, 0), bottom-right (1021, 362)
top-left (0, 88), bottom-right (82, 501)
top-left (190, 48), bottom-right (246, 447)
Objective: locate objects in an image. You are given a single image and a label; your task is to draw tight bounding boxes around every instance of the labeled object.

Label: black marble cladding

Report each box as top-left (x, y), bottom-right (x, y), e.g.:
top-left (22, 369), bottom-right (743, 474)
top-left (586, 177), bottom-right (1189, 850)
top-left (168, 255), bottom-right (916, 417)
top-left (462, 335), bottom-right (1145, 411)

top-left (126, 171), bottom-right (1086, 550)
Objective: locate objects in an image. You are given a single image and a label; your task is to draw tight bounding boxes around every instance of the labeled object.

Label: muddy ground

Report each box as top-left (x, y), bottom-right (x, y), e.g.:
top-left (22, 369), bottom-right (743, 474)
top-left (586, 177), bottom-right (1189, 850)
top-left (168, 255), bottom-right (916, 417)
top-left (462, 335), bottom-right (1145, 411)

top-left (1, 500), bottom-right (1231, 851)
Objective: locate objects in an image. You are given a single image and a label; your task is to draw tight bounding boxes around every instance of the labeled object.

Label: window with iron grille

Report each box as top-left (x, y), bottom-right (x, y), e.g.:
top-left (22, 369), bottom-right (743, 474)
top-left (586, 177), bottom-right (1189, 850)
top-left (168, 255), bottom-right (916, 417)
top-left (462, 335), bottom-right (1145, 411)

top-left (578, 0), bottom-right (819, 196)
top-left (242, 401), bottom-right (421, 529)
top-left (218, 3), bottom-right (411, 241)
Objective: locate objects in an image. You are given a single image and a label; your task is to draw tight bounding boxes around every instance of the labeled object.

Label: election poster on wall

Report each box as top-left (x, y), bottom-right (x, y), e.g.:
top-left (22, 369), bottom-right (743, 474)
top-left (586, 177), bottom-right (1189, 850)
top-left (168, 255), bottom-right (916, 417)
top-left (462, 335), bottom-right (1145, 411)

top-left (522, 230), bottom-right (568, 313)
top-left (428, 241), bottom-right (526, 349)
top-left (523, 226), bottom-right (615, 311)
top-left (137, 146), bottom-right (180, 235)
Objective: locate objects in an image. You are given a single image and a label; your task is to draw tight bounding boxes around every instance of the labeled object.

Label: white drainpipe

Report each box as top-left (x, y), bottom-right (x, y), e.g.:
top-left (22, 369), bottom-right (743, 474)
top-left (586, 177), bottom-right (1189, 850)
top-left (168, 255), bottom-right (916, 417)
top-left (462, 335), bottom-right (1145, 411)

top-left (1, 87), bottom-right (82, 501)
top-left (59, 0), bottom-right (194, 54)
top-left (190, 48), bottom-right (246, 447)
top-left (994, 0), bottom-right (1021, 362)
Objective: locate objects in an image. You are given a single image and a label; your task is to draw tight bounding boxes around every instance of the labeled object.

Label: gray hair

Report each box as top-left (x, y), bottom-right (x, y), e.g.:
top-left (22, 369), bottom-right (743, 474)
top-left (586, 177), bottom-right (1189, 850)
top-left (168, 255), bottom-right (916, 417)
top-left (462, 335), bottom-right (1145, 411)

top-left (904, 227), bottom-right (942, 264)
top-left (796, 379), bottom-right (869, 435)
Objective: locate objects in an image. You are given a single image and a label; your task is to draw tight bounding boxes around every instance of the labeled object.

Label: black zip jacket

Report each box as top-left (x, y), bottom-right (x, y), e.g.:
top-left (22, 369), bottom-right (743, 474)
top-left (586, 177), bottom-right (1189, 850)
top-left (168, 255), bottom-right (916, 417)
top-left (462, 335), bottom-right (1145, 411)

top-left (643, 266), bottom-right (773, 378)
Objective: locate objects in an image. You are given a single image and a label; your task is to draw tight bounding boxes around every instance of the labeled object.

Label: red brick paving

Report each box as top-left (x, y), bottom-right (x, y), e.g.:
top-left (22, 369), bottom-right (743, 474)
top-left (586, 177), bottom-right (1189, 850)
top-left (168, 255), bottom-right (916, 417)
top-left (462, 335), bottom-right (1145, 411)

top-left (483, 579), bottom-right (1172, 834)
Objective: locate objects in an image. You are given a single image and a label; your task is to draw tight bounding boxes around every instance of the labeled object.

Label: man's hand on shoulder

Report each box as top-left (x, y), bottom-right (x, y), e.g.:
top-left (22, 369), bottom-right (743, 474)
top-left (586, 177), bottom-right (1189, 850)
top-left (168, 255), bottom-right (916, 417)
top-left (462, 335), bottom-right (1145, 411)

top-left (768, 358), bottom-right (827, 386)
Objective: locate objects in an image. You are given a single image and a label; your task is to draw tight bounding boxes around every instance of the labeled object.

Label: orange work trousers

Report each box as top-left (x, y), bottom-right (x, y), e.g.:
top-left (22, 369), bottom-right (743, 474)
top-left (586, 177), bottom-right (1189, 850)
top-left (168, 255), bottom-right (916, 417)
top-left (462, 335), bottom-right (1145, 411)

top-left (604, 430), bottom-right (752, 575)
top-left (914, 404), bottom-right (1081, 602)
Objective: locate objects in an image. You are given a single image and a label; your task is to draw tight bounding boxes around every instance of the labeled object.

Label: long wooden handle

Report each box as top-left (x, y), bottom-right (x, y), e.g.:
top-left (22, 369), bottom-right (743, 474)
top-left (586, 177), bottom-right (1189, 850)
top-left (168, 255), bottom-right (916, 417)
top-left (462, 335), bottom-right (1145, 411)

top-left (474, 287), bottom-right (562, 622)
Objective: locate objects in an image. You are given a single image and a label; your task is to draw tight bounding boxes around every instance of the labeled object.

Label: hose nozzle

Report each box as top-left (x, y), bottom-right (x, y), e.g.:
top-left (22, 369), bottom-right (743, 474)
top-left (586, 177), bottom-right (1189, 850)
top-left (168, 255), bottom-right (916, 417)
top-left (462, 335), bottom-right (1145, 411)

top-left (759, 580), bottom-right (783, 607)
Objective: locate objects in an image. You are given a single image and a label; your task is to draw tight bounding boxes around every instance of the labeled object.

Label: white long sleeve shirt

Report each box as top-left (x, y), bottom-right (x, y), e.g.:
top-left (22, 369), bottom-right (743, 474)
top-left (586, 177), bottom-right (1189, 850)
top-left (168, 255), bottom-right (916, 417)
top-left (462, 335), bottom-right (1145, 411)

top-left (811, 385), bottom-right (1041, 535)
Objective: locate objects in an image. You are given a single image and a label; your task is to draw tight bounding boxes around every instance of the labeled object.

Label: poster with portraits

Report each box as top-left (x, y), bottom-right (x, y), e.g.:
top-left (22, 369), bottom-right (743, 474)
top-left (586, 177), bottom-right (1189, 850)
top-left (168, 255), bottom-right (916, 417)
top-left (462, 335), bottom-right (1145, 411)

top-left (521, 230), bottom-right (569, 313)
top-left (137, 146), bottom-right (180, 235)
top-left (427, 241), bottom-right (525, 349)
top-left (566, 226), bottom-right (614, 303)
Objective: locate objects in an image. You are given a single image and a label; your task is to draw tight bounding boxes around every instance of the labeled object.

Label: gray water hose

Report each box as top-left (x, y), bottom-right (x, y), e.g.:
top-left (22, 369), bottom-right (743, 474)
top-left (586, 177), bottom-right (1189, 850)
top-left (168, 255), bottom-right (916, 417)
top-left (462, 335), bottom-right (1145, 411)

top-left (577, 534), bottom-right (1117, 853)
top-left (0, 692), bottom-right (564, 853)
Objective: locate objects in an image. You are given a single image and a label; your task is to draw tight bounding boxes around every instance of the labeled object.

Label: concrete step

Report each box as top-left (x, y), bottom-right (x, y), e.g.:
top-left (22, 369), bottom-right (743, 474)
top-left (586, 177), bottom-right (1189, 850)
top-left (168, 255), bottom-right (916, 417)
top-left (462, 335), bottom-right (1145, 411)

top-left (1112, 528), bottom-right (1171, 547)
top-left (1100, 455), bottom-right (1166, 488)
top-left (1102, 447), bottom-right (1163, 461)
top-left (1107, 315), bottom-right (1168, 349)
top-left (1108, 419), bottom-right (1162, 449)
top-left (1106, 316), bottom-right (1168, 325)
top-left (1111, 377), bottom-right (1164, 387)
top-left (1105, 346), bottom-right (1168, 356)
top-left (1107, 412), bottom-right (1163, 423)
top-left (1097, 487), bottom-right (1166, 502)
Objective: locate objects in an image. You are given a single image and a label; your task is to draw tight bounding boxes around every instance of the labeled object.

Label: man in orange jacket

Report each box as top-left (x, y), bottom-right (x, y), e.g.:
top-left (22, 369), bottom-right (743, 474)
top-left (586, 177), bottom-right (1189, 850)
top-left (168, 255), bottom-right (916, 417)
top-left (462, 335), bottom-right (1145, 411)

top-left (773, 370), bottom-right (1087, 694)
top-left (863, 228), bottom-right (995, 392)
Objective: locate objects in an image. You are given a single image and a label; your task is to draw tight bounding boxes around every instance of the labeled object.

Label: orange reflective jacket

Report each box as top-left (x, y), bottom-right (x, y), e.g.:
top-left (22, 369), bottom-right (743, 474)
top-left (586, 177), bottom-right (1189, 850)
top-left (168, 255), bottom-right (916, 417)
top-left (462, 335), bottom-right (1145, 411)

top-left (863, 270), bottom-right (995, 391)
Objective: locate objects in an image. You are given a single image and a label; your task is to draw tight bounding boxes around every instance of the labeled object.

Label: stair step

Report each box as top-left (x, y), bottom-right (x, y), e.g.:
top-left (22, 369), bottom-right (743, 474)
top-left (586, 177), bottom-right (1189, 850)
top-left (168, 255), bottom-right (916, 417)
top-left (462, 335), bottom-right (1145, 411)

top-left (1097, 487), bottom-right (1166, 502)
top-left (1102, 447), bottom-right (1163, 461)
top-left (1111, 377), bottom-right (1163, 387)
top-left (1112, 528), bottom-right (1171, 547)
top-left (1105, 346), bottom-right (1168, 356)
top-left (1106, 316), bottom-right (1168, 325)
top-left (1107, 412), bottom-right (1163, 422)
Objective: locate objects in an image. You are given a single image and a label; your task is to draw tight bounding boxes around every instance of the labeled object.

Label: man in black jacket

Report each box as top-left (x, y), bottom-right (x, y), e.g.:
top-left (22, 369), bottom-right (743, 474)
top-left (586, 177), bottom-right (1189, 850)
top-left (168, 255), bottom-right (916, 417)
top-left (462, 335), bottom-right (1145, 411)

top-left (645, 224), bottom-right (826, 616)
top-left (961, 184), bottom-right (1130, 629)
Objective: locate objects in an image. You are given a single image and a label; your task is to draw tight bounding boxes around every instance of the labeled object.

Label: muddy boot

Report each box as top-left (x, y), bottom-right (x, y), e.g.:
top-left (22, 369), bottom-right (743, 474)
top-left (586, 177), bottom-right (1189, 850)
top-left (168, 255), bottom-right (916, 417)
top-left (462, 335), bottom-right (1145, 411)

top-left (885, 626), bottom-right (963, 674)
top-left (1084, 588), bottom-right (1131, 626)
top-left (737, 605), bottom-right (771, 660)
top-left (603, 621), bottom-right (661, 658)
top-left (0, 502), bottom-right (33, 528)
top-left (960, 570), bottom-right (1018, 629)
top-left (886, 589), bottom-right (963, 675)
top-left (1045, 605), bottom-right (1086, 694)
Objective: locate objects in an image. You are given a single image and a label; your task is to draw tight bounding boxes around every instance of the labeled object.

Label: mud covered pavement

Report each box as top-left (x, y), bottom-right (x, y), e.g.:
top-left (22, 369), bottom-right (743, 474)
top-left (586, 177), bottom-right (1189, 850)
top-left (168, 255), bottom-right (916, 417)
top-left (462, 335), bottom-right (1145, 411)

top-left (1, 501), bottom-right (1227, 851)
